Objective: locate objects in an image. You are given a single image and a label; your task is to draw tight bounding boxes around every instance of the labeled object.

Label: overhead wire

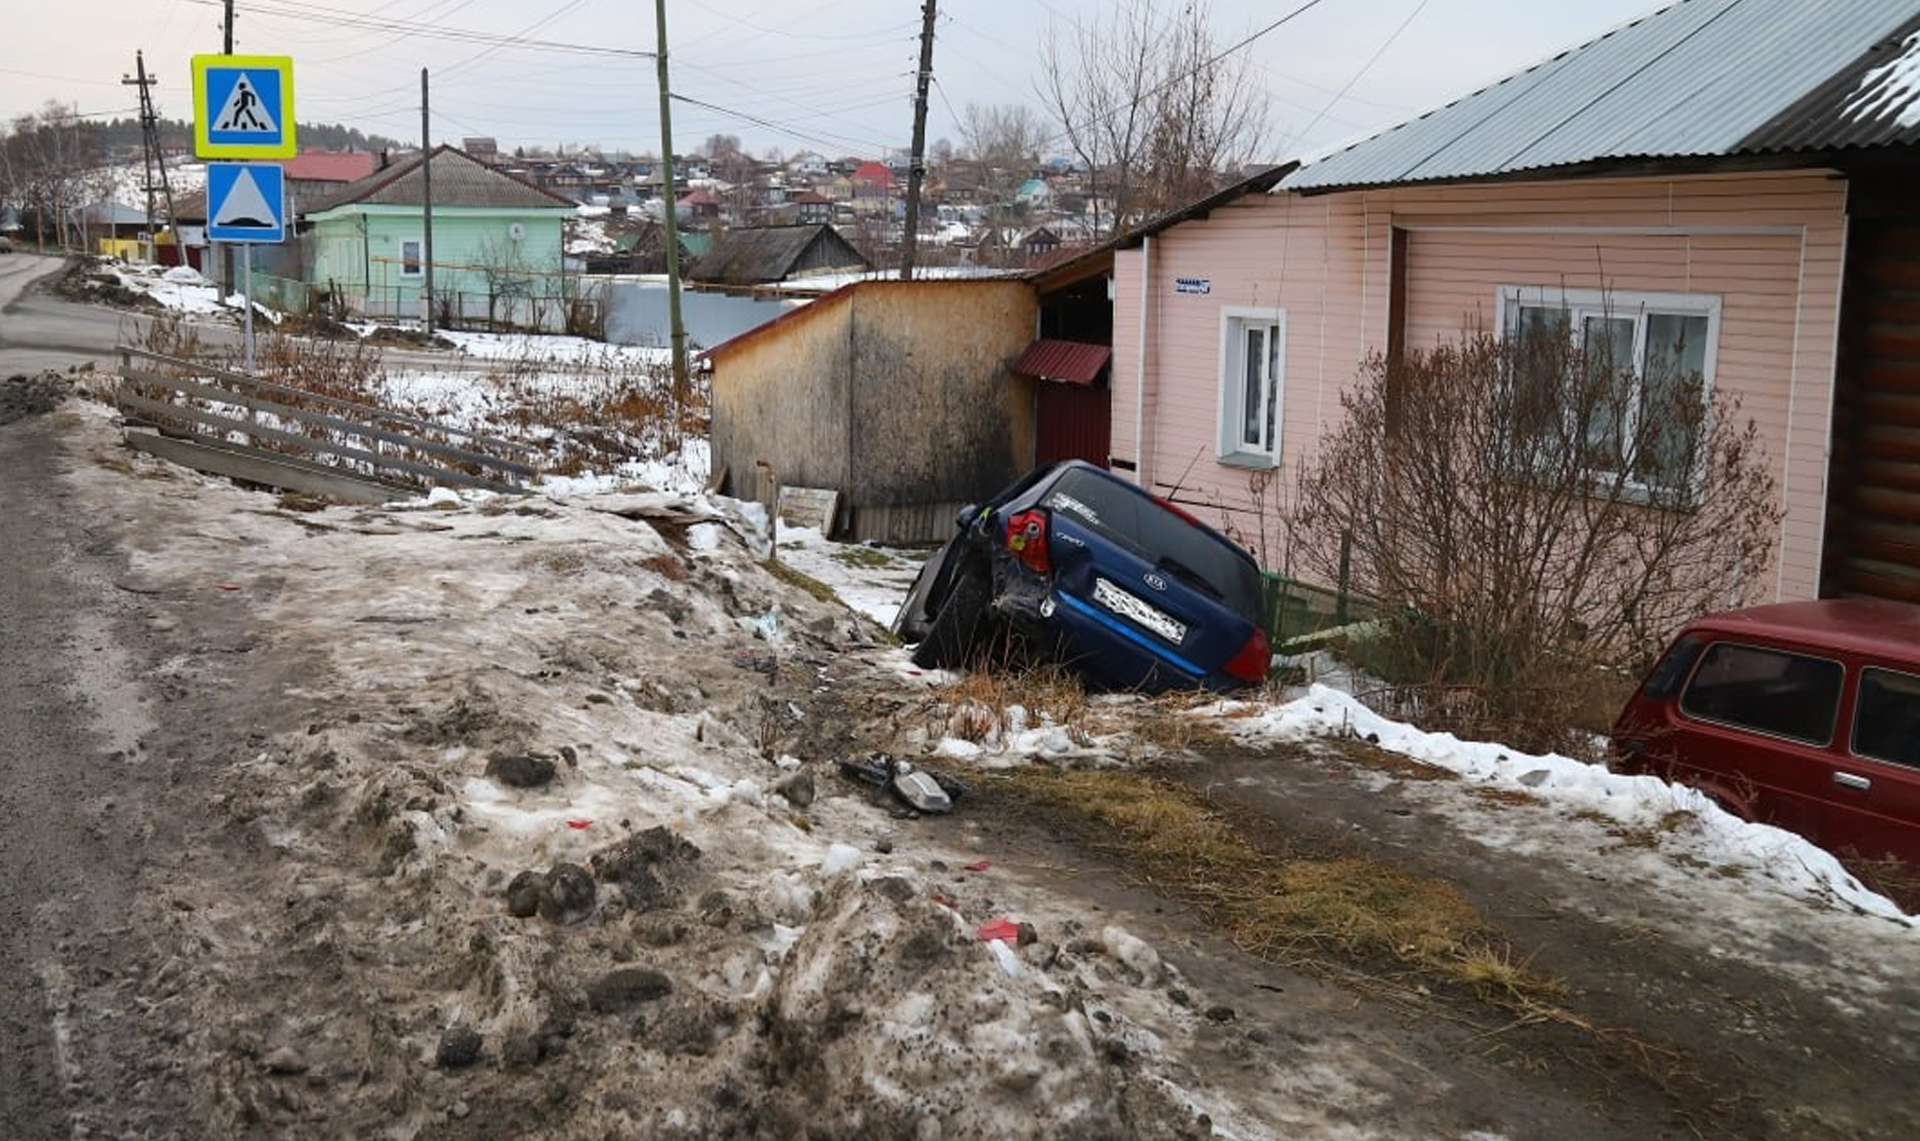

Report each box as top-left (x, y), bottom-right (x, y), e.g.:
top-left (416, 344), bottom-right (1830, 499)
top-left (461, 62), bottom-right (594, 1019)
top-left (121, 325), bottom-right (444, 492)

top-left (175, 0), bottom-right (648, 59)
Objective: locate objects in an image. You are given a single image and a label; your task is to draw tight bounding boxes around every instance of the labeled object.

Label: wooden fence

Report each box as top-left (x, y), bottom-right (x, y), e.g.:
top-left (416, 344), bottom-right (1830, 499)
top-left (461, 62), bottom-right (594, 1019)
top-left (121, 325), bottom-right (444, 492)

top-left (114, 346), bottom-right (540, 504)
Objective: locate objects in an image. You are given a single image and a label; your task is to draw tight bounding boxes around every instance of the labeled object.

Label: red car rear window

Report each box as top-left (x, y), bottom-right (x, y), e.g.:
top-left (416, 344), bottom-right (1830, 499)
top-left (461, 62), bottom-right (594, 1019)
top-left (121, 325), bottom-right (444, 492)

top-left (1678, 642), bottom-right (1843, 746)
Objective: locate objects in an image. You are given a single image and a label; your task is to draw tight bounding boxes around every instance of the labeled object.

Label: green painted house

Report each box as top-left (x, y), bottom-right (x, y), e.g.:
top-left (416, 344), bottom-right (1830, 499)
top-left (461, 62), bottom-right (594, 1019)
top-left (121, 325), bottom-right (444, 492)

top-left (303, 145), bottom-right (577, 331)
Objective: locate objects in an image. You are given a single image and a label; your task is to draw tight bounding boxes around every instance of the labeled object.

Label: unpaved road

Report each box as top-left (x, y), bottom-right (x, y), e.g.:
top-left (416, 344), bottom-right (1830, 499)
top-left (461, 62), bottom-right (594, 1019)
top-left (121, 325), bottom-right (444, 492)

top-left (3, 262), bottom-right (1919, 1140)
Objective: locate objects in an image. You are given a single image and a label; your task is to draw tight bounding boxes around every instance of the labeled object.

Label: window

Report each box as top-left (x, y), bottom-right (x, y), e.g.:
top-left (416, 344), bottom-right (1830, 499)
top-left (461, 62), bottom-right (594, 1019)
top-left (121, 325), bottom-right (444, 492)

top-left (1853, 668), bottom-right (1920, 769)
top-left (1678, 642), bottom-right (1842, 745)
top-left (1217, 307), bottom-right (1284, 468)
top-left (400, 238), bottom-right (423, 277)
top-left (1044, 468), bottom-right (1264, 621)
top-left (1498, 287), bottom-right (1718, 496)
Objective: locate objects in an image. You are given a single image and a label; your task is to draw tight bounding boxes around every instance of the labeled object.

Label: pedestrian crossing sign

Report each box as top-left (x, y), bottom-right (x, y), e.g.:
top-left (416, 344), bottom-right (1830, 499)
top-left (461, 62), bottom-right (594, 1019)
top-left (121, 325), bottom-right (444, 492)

top-left (193, 55), bottom-right (295, 159)
top-left (206, 162), bottom-right (286, 244)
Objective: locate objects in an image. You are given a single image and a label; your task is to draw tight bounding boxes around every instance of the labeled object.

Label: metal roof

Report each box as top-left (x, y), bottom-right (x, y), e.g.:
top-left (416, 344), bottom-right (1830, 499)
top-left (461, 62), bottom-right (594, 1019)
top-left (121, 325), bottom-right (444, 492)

top-left (1283, 0), bottom-right (1920, 193)
top-left (1012, 339), bottom-right (1111, 386)
top-left (1741, 11), bottom-right (1920, 150)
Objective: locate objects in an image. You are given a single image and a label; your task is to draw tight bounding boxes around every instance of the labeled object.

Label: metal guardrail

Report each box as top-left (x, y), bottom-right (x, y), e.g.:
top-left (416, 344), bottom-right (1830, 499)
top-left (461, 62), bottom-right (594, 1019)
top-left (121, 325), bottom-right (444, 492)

top-left (114, 345), bottom-right (540, 503)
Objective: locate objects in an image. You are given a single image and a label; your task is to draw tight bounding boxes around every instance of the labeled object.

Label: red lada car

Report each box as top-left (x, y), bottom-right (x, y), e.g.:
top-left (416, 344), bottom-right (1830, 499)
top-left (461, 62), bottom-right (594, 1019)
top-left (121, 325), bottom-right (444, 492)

top-left (1612, 598), bottom-right (1920, 864)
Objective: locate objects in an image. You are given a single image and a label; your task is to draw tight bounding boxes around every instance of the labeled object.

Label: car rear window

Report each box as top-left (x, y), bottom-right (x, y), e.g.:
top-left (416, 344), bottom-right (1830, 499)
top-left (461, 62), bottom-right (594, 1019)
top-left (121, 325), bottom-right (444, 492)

top-left (1853, 667), bottom-right (1920, 769)
top-left (1042, 469), bottom-right (1263, 621)
top-left (1677, 642), bottom-right (1843, 745)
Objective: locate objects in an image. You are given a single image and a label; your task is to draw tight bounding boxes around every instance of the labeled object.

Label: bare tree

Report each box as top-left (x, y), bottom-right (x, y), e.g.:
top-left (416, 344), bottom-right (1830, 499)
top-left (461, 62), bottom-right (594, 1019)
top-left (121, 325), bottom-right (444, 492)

top-left (0, 102), bottom-right (108, 250)
top-left (1037, 0), bottom-right (1268, 237)
top-left (1287, 326), bottom-right (1782, 752)
top-left (957, 103), bottom-right (1046, 256)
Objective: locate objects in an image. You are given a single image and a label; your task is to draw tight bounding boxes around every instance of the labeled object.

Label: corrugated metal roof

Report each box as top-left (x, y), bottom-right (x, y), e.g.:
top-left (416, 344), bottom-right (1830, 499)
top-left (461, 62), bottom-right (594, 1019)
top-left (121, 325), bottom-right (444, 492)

top-left (1284, 0), bottom-right (1920, 193)
top-left (1012, 338), bottom-right (1111, 386)
top-left (1741, 13), bottom-right (1920, 150)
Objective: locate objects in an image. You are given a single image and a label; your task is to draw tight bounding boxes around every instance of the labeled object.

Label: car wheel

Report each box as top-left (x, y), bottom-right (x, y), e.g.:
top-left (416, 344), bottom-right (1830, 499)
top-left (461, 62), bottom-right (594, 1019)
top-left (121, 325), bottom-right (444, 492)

top-left (911, 559), bottom-right (991, 670)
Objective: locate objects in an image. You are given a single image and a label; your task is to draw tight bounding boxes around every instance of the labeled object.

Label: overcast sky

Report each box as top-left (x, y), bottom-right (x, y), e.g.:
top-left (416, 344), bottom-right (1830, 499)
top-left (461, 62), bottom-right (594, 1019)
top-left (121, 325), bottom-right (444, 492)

top-left (3, 0), bottom-right (1665, 162)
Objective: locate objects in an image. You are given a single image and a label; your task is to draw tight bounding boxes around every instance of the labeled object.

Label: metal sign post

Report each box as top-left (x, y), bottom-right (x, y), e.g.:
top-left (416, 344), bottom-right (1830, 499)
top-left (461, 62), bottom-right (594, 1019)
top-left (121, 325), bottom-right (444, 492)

top-left (205, 161), bottom-right (286, 375)
top-left (193, 53), bottom-right (295, 374)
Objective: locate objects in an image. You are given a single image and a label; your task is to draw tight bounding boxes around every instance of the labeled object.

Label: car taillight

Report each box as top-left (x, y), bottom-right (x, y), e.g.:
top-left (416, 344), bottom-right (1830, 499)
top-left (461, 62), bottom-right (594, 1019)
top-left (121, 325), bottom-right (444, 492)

top-left (1005, 509), bottom-right (1051, 574)
top-left (1223, 625), bottom-right (1271, 684)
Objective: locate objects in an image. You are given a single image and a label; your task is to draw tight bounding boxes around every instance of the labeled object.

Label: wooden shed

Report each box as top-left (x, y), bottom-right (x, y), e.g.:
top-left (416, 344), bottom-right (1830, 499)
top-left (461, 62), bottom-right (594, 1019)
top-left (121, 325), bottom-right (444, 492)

top-left (706, 277), bottom-right (1039, 543)
top-left (690, 224), bottom-right (868, 288)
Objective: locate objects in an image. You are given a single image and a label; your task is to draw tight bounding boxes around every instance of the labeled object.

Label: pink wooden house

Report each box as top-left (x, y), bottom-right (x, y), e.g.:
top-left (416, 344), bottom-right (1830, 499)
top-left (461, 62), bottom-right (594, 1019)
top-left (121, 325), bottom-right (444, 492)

top-left (1109, 0), bottom-right (1920, 606)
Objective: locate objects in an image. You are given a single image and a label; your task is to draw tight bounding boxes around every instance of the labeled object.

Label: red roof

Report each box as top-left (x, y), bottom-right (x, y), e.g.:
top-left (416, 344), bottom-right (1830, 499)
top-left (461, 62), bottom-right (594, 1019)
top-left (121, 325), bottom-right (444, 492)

top-left (1012, 338), bottom-right (1111, 386)
top-left (283, 151), bottom-right (377, 183)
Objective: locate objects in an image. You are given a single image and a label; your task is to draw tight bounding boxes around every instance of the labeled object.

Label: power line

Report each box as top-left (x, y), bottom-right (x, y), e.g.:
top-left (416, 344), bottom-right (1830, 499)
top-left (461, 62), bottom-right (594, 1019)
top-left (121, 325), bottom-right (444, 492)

top-left (669, 92), bottom-right (894, 156)
top-left (1279, 0), bottom-right (1432, 155)
top-left (1025, 0), bottom-right (1335, 157)
top-left (176, 0), bottom-right (650, 59)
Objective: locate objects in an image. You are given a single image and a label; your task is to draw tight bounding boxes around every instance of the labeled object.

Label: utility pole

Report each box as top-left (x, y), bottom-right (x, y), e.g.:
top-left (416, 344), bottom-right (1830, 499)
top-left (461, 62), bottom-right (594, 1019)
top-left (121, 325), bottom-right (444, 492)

top-left (123, 51), bottom-right (178, 261)
top-left (422, 69), bottom-right (435, 335)
top-left (218, 0), bottom-right (236, 295)
top-left (899, 0), bottom-right (937, 280)
top-left (654, 0), bottom-right (690, 426)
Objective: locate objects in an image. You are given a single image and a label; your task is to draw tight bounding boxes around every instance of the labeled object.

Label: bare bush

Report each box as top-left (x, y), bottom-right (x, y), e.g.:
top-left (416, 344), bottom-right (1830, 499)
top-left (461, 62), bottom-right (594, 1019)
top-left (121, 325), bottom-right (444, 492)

top-left (1288, 329), bottom-right (1782, 752)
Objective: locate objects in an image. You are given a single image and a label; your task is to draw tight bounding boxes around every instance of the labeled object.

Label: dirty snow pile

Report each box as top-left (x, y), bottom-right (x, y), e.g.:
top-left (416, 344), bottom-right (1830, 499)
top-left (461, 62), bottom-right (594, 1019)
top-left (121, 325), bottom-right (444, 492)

top-left (89, 419), bottom-right (1260, 1139)
top-left (108, 262), bottom-right (248, 317)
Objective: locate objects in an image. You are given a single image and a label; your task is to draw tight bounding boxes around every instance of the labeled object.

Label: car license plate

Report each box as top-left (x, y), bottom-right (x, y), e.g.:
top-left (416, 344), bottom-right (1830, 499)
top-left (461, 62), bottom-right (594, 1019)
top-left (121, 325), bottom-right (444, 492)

top-left (1092, 577), bottom-right (1186, 643)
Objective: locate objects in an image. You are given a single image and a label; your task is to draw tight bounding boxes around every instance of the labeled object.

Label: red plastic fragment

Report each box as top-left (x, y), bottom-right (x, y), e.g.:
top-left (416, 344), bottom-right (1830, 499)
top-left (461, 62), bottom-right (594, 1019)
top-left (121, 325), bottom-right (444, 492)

top-left (564, 819), bottom-right (593, 830)
top-left (963, 860), bottom-right (991, 872)
top-left (977, 917), bottom-right (1020, 943)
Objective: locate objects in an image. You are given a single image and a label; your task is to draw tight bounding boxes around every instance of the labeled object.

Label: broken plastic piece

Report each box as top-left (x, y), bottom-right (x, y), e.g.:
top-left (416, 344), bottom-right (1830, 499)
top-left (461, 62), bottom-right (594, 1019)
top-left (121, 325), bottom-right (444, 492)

top-left (977, 917), bottom-right (1020, 943)
top-left (892, 769), bottom-right (953, 814)
top-left (987, 937), bottom-right (1022, 977)
top-left (564, 819), bottom-right (593, 830)
top-left (963, 860), bottom-right (991, 872)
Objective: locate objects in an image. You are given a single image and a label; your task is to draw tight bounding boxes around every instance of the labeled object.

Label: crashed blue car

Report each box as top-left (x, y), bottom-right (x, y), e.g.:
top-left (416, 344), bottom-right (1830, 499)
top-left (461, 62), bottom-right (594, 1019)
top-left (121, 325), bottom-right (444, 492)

top-left (892, 460), bottom-right (1271, 693)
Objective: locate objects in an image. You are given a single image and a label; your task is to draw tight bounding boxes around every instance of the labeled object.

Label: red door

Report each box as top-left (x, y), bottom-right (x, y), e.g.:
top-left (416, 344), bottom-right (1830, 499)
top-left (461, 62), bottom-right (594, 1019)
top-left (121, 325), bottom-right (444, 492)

top-left (1036, 381), bottom-right (1110, 469)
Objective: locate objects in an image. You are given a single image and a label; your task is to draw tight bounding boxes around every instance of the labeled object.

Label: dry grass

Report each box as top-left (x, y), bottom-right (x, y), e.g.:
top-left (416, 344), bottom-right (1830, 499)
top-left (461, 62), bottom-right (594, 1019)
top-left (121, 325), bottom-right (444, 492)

top-left (929, 660), bottom-right (1244, 755)
top-left (763, 558), bottom-right (841, 605)
top-left (995, 764), bottom-right (1564, 1004)
top-left (935, 665), bottom-right (1098, 749)
top-left (1315, 735), bottom-right (1455, 781)
top-left (129, 314), bottom-right (704, 482)
top-left (1844, 854), bottom-right (1920, 914)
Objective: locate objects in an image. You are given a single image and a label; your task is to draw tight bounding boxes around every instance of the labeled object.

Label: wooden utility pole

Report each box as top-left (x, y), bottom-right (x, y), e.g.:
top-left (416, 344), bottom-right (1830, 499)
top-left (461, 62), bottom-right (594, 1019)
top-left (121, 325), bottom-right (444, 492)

top-left (422, 69), bottom-right (435, 335)
top-left (899, 0), bottom-right (937, 280)
top-left (219, 0), bottom-right (235, 293)
top-left (123, 51), bottom-right (178, 256)
top-left (654, 0), bottom-right (690, 421)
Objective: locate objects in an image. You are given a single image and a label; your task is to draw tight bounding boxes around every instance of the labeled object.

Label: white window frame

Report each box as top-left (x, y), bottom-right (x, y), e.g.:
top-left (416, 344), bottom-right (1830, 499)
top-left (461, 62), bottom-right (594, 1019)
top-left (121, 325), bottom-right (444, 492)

top-left (1217, 306), bottom-right (1285, 469)
top-left (399, 237), bottom-right (424, 277)
top-left (1495, 285), bottom-right (1722, 497)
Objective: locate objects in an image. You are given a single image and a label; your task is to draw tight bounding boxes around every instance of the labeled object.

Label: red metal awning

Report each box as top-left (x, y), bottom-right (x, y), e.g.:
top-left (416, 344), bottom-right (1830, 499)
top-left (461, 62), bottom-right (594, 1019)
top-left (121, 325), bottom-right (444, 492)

top-left (1012, 338), bottom-right (1111, 386)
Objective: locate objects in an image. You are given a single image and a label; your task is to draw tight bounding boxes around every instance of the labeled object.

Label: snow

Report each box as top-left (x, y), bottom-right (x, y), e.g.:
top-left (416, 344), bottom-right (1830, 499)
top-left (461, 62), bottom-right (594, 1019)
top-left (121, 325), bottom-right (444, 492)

top-left (66, 263), bottom-right (1920, 1135)
top-left (1847, 30), bottom-right (1920, 128)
